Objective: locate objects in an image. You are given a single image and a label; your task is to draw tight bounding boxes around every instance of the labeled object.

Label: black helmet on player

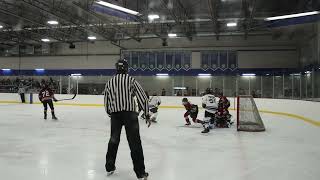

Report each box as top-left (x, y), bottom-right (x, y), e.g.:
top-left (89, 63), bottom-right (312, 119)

top-left (115, 58), bottom-right (129, 74)
top-left (205, 88), bottom-right (213, 95)
top-left (182, 97), bottom-right (188, 105)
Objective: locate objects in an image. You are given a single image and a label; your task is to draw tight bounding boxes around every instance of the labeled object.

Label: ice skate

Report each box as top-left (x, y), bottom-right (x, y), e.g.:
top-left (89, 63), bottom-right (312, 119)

top-left (201, 128), bottom-right (210, 133)
top-left (138, 172), bottom-right (149, 180)
top-left (107, 170), bottom-right (115, 176)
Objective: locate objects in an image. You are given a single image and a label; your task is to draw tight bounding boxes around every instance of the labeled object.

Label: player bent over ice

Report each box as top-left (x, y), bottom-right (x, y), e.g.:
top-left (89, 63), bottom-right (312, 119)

top-left (38, 82), bottom-right (58, 120)
top-left (182, 98), bottom-right (203, 126)
top-left (201, 88), bottom-right (218, 133)
top-left (148, 93), bottom-right (161, 123)
top-left (215, 93), bottom-right (232, 128)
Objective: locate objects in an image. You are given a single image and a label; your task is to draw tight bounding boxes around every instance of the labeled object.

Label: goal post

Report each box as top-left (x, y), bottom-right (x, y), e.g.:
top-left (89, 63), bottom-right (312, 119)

top-left (237, 95), bottom-right (265, 132)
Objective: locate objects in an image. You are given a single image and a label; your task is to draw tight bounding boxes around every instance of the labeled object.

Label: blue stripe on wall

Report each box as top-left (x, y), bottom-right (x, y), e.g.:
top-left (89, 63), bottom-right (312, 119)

top-left (0, 68), bottom-right (307, 76)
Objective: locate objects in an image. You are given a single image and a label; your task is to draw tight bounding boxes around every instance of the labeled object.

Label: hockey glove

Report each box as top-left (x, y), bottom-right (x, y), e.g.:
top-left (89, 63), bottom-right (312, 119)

top-left (145, 114), bottom-right (151, 128)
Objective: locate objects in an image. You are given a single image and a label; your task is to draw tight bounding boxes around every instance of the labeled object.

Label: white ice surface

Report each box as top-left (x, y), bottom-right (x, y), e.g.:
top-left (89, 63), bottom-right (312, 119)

top-left (0, 103), bottom-right (320, 180)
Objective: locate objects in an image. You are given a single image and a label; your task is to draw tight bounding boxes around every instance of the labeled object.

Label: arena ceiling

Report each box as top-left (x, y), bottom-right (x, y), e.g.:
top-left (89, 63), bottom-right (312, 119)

top-left (0, 0), bottom-right (319, 48)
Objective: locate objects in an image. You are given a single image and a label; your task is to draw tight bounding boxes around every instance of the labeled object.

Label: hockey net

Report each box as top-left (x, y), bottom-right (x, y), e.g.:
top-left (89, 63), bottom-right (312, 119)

top-left (237, 95), bottom-right (265, 132)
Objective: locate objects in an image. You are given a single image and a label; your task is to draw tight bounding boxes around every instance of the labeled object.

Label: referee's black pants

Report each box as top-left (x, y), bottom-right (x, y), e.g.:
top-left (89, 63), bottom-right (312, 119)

top-left (105, 111), bottom-right (146, 178)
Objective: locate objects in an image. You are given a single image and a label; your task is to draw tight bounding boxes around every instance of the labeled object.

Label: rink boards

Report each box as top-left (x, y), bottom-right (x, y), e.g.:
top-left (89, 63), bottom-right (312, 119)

top-left (0, 93), bottom-right (319, 127)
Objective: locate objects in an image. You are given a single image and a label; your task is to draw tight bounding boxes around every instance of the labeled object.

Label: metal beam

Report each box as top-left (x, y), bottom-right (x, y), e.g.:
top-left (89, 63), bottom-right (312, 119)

top-left (0, 0), bottom-right (84, 42)
top-left (242, 0), bottom-right (257, 39)
top-left (72, 1), bottom-right (142, 42)
top-left (208, 0), bottom-right (220, 40)
top-left (159, 0), bottom-right (195, 40)
top-left (20, 0), bottom-right (88, 41)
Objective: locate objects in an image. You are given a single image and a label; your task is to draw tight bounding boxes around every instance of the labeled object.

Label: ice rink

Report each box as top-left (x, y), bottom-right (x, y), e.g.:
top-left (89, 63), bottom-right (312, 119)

top-left (0, 103), bottom-right (320, 180)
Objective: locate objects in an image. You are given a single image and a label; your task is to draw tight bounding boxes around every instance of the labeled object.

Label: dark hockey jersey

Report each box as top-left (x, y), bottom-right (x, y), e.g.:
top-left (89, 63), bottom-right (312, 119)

top-left (39, 88), bottom-right (55, 101)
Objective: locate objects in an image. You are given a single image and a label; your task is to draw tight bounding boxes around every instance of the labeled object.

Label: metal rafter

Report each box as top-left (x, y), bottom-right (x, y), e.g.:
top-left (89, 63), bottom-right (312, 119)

top-left (175, 0), bottom-right (195, 40)
top-left (0, 21), bottom-right (41, 44)
top-left (36, 0), bottom-right (118, 42)
top-left (72, 1), bottom-right (141, 42)
top-left (159, 0), bottom-right (194, 40)
top-left (208, 0), bottom-right (220, 40)
top-left (0, 0), bottom-right (83, 43)
top-left (20, 0), bottom-right (89, 41)
top-left (242, 0), bottom-right (257, 39)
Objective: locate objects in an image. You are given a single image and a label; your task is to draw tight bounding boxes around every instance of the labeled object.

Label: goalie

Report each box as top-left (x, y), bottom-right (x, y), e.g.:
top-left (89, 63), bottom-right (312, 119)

top-left (148, 92), bottom-right (161, 123)
top-left (201, 88), bottom-right (218, 133)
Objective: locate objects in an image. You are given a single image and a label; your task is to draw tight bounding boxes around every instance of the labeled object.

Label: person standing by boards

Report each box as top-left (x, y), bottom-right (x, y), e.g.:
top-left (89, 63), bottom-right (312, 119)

top-left (104, 59), bottom-right (151, 180)
top-left (38, 82), bottom-right (58, 120)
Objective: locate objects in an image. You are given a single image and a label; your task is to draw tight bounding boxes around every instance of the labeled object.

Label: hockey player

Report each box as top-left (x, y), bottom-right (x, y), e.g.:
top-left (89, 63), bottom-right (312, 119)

top-left (38, 82), bottom-right (58, 120)
top-left (201, 88), bottom-right (218, 133)
top-left (139, 91), bottom-right (149, 120)
top-left (215, 93), bottom-right (232, 127)
top-left (148, 92), bottom-right (161, 123)
top-left (182, 98), bottom-right (203, 126)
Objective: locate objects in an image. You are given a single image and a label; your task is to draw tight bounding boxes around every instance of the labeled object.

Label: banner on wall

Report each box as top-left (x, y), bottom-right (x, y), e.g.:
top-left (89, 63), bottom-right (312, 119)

top-left (228, 51), bottom-right (237, 70)
top-left (174, 53), bottom-right (182, 70)
top-left (130, 52), bottom-right (139, 71)
top-left (165, 52), bottom-right (174, 70)
top-left (139, 52), bottom-right (149, 70)
top-left (149, 52), bottom-right (156, 70)
top-left (183, 52), bottom-right (191, 70)
top-left (219, 51), bottom-right (228, 70)
top-left (201, 53), bottom-right (210, 70)
top-left (210, 51), bottom-right (219, 70)
top-left (156, 52), bottom-right (165, 70)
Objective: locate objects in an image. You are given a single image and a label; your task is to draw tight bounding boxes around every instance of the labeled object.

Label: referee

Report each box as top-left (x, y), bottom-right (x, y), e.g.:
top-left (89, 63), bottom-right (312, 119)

top-left (104, 59), bottom-right (151, 180)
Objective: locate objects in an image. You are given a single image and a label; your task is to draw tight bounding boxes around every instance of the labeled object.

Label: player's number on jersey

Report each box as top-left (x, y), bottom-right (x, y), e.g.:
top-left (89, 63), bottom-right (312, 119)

top-left (208, 96), bottom-right (216, 104)
top-left (42, 91), bottom-right (50, 97)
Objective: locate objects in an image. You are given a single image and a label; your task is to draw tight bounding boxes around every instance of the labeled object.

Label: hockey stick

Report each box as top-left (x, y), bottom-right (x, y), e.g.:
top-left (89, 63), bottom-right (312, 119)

top-left (56, 93), bottom-right (77, 102)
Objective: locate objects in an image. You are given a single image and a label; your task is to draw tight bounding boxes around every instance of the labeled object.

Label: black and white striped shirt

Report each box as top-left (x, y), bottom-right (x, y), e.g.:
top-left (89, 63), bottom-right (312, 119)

top-left (104, 74), bottom-right (149, 116)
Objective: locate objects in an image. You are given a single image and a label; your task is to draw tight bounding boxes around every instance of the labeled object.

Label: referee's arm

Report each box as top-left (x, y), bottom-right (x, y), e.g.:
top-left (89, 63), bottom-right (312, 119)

top-left (104, 84), bottom-right (111, 116)
top-left (133, 79), bottom-right (149, 116)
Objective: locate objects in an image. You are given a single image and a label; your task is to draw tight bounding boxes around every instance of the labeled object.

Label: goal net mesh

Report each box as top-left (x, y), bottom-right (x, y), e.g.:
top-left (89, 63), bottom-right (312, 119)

top-left (237, 95), bottom-right (265, 132)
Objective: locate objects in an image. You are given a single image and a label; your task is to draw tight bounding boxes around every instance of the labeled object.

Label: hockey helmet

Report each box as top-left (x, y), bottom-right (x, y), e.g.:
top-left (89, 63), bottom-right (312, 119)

top-left (205, 88), bottom-right (213, 94)
top-left (182, 97), bottom-right (188, 105)
top-left (115, 58), bottom-right (129, 74)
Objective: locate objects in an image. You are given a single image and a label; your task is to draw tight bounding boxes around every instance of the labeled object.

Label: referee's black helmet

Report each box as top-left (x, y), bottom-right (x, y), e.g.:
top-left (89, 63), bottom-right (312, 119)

top-left (115, 58), bottom-right (129, 74)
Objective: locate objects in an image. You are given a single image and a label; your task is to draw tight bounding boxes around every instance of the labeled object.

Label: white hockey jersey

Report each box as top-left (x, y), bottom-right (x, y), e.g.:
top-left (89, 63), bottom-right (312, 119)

top-left (202, 94), bottom-right (218, 113)
top-left (149, 96), bottom-right (161, 109)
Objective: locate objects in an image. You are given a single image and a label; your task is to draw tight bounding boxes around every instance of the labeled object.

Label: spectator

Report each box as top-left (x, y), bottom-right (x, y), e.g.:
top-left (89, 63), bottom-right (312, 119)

top-left (161, 88), bottom-right (166, 96)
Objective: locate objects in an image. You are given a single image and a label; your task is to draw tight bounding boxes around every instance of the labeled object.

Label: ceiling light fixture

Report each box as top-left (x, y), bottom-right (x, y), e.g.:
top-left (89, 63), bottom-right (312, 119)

top-left (148, 14), bottom-right (160, 20)
top-left (0, 25), bottom-right (3, 29)
top-left (227, 22), bottom-right (237, 27)
top-left (156, 73), bottom-right (169, 77)
top-left (71, 73), bottom-right (82, 76)
top-left (41, 38), bottom-right (50, 42)
top-left (88, 36), bottom-right (97, 40)
top-left (265, 11), bottom-right (320, 21)
top-left (47, 20), bottom-right (59, 25)
top-left (242, 73), bottom-right (256, 77)
top-left (168, 33), bottom-right (177, 38)
top-left (95, 0), bottom-right (140, 16)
